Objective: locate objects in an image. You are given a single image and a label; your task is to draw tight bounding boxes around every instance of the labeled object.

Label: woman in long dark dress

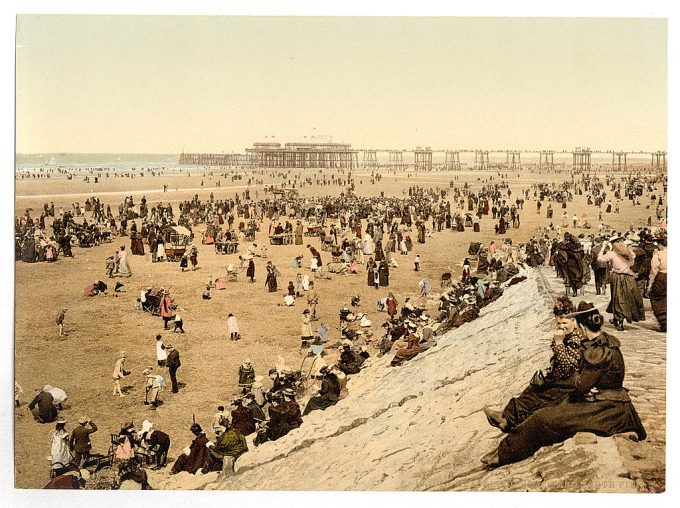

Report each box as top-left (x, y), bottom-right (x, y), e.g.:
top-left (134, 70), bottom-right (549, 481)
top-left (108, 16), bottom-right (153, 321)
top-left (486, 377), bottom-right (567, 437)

top-left (481, 302), bottom-right (646, 468)
top-left (378, 260), bottom-right (390, 287)
top-left (374, 240), bottom-right (384, 262)
top-left (246, 258), bottom-right (255, 282)
top-left (366, 257), bottom-right (376, 286)
top-left (265, 262), bottom-right (278, 292)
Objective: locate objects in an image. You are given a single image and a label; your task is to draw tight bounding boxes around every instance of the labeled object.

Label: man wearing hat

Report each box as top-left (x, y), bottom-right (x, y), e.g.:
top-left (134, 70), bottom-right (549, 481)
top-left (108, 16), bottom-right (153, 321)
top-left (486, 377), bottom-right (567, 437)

top-left (139, 424), bottom-right (171, 470)
top-left (69, 417), bottom-right (98, 468)
top-left (166, 344), bottom-right (181, 394)
top-left (306, 281), bottom-right (319, 320)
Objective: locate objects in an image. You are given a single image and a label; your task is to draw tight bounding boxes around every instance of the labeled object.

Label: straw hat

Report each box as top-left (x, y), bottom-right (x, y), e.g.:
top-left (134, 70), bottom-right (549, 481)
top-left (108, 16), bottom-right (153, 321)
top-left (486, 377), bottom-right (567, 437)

top-left (78, 416), bottom-right (89, 424)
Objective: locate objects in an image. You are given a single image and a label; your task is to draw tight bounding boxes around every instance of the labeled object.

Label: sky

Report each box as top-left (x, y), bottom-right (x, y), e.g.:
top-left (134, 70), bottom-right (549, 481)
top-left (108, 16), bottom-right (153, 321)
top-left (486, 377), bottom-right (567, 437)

top-left (15, 15), bottom-right (667, 154)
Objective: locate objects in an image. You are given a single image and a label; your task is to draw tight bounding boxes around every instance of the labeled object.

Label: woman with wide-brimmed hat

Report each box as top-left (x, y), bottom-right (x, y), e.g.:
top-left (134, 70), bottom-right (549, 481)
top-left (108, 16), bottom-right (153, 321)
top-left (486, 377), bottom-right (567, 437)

top-left (597, 236), bottom-right (645, 330)
top-left (481, 302), bottom-right (646, 468)
top-left (484, 297), bottom-right (584, 434)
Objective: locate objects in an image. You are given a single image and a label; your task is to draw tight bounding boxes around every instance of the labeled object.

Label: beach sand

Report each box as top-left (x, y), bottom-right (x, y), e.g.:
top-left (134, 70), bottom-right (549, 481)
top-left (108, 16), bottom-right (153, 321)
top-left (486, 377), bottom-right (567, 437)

top-left (14, 167), bottom-right (663, 489)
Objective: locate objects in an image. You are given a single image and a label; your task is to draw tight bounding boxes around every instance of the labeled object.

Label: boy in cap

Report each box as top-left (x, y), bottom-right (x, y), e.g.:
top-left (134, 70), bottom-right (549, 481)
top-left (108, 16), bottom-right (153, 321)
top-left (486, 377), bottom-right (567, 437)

top-left (56, 308), bottom-right (67, 338)
top-left (143, 368), bottom-right (163, 409)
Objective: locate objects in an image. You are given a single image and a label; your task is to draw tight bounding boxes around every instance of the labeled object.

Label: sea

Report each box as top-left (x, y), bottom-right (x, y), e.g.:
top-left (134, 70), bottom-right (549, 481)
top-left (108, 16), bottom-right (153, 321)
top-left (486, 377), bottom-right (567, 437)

top-left (15, 152), bottom-right (658, 173)
top-left (15, 153), bottom-right (184, 173)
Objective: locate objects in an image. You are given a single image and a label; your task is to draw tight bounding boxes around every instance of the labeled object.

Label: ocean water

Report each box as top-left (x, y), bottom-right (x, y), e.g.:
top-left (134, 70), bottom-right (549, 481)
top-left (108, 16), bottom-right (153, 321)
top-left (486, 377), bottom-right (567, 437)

top-left (15, 151), bottom-right (658, 172)
top-left (15, 153), bottom-right (183, 172)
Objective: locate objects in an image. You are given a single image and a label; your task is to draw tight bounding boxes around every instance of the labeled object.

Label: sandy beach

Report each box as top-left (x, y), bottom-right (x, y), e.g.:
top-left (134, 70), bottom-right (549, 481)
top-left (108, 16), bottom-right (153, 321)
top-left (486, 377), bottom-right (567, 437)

top-left (14, 166), bottom-right (665, 489)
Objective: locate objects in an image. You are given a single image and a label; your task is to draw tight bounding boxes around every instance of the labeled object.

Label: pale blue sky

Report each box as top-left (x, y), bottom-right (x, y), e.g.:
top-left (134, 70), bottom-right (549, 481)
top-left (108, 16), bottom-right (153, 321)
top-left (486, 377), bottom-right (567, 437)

top-left (16, 16), bottom-right (667, 153)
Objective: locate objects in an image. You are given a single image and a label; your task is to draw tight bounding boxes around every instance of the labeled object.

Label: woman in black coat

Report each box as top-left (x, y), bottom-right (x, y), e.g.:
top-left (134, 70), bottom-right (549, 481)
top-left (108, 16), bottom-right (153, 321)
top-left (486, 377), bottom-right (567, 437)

top-left (481, 302), bottom-right (646, 468)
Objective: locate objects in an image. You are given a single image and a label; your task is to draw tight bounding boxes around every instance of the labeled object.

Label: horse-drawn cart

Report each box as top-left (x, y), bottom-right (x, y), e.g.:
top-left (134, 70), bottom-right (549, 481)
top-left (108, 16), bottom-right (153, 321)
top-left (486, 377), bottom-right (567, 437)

top-left (269, 233), bottom-right (293, 245)
top-left (164, 225), bottom-right (191, 261)
top-left (305, 225), bottom-right (323, 237)
top-left (216, 239), bottom-right (239, 254)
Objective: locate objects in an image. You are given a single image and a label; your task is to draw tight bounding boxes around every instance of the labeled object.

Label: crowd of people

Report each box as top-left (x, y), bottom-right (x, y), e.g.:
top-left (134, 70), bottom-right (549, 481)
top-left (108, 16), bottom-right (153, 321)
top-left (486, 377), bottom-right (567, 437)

top-left (14, 165), bottom-right (668, 489)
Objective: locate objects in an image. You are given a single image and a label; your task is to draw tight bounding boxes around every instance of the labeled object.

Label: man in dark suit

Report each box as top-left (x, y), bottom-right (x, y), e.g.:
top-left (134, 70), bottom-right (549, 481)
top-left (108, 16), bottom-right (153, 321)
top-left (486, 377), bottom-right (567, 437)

top-left (28, 389), bottom-right (57, 423)
top-left (69, 417), bottom-right (98, 468)
top-left (166, 344), bottom-right (181, 393)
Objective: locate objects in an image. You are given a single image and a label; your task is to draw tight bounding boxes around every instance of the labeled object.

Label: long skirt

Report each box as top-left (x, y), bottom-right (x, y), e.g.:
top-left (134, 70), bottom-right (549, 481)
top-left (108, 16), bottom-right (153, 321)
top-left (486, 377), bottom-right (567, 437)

top-left (131, 237), bottom-right (145, 255)
top-left (649, 272), bottom-right (667, 329)
top-left (266, 274), bottom-right (277, 292)
top-left (473, 223), bottom-right (480, 233)
top-left (118, 258), bottom-right (132, 277)
top-left (497, 397), bottom-right (646, 466)
top-left (606, 272), bottom-right (645, 323)
top-left (295, 234), bottom-right (303, 245)
top-left (367, 269), bottom-right (375, 286)
top-left (502, 384), bottom-right (574, 429)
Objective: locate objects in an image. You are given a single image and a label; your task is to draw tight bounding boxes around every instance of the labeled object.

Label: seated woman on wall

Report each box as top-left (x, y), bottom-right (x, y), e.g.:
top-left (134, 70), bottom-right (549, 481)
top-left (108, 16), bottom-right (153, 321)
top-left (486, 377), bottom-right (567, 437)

top-left (481, 301), bottom-right (647, 468)
top-left (483, 296), bottom-right (584, 432)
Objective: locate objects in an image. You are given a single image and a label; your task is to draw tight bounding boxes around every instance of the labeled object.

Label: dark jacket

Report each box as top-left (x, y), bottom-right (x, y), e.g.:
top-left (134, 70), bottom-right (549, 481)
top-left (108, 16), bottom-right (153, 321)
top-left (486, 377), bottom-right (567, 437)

top-left (28, 391), bottom-right (57, 422)
top-left (497, 330), bottom-right (647, 466)
top-left (267, 404), bottom-right (292, 441)
top-left (285, 400), bottom-right (304, 430)
top-left (147, 430), bottom-right (171, 451)
top-left (70, 422), bottom-right (98, 452)
top-left (231, 406), bottom-right (257, 436)
top-left (166, 350), bottom-right (181, 369)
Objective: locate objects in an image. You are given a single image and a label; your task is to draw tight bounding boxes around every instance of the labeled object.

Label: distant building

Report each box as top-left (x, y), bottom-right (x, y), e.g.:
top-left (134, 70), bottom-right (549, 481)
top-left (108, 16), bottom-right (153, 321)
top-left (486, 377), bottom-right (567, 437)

top-left (246, 142), bottom-right (359, 168)
top-left (179, 141), bottom-right (359, 169)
